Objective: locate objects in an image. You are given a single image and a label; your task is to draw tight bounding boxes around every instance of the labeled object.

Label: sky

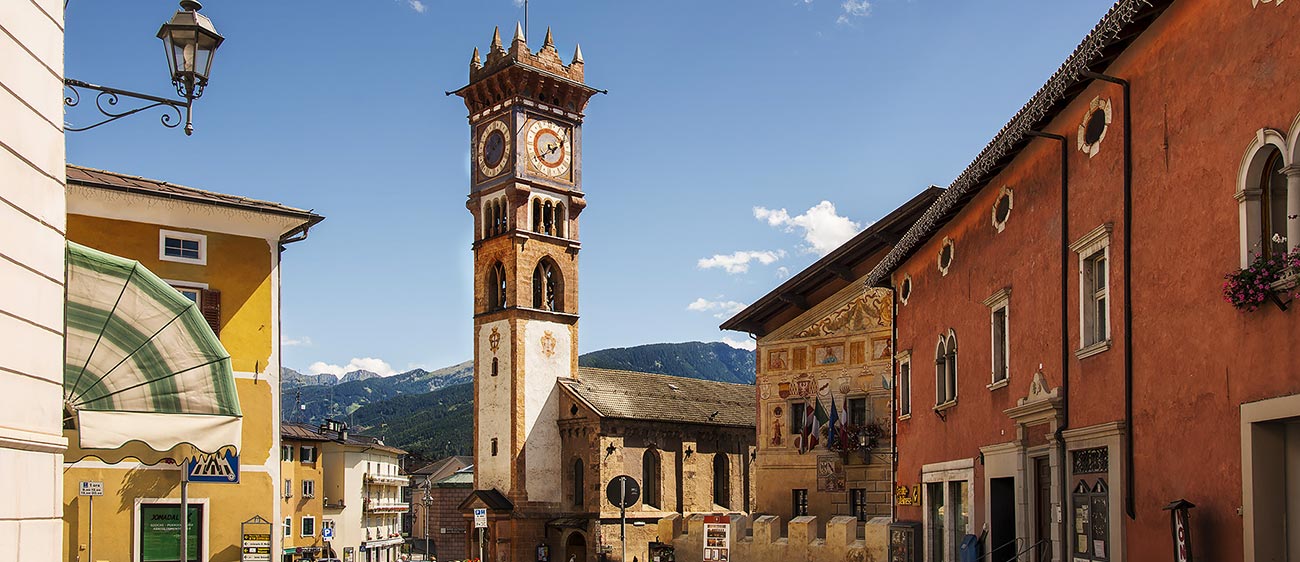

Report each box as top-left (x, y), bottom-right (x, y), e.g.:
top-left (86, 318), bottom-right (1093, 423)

top-left (65, 0), bottom-right (1116, 376)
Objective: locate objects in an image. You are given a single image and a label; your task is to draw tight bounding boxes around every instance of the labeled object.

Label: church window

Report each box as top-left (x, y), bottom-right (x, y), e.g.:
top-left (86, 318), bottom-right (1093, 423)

top-left (487, 262), bottom-right (507, 311)
top-left (642, 450), bottom-right (660, 508)
top-left (713, 453), bottom-right (730, 508)
top-left (543, 201), bottom-right (555, 236)
top-left (491, 357), bottom-right (498, 377)
top-left (532, 198), bottom-right (543, 232)
top-left (532, 259), bottom-right (561, 312)
top-left (573, 458), bottom-right (584, 507)
top-left (555, 203), bottom-right (566, 238)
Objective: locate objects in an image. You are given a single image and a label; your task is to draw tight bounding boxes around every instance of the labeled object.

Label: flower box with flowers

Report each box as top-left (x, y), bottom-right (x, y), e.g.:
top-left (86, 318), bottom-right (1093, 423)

top-left (1223, 247), bottom-right (1300, 311)
top-left (826, 422), bottom-right (884, 463)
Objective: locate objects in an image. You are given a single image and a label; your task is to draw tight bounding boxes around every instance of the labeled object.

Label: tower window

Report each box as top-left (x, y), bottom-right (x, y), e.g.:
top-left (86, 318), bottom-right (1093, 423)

top-left (491, 438), bottom-right (498, 456)
top-left (573, 458), bottom-right (584, 507)
top-left (532, 198), bottom-right (543, 232)
top-left (555, 203), bottom-right (566, 238)
top-left (487, 262), bottom-right (507, 311)
top-left (491, 357), bottom-right (498, 377)
top-left (543, 201), bottom-right (555, 236)
top-left (532, 259), bottom-right (561, 312)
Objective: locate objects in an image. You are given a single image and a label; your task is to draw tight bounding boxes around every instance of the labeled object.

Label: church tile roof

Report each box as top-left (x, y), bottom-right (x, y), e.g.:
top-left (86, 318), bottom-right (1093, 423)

top-left (560, 367), bottom-right (755, 428)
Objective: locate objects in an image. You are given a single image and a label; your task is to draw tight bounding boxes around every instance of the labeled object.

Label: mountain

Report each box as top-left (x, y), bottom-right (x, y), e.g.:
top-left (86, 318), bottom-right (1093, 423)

top-left (280, 361), bottom-right (473, 426)
top-left (280, 367), bottom-right (338, 388)
top-left (350, 382), bottom-right (473, 462)
top-left (339, 369), bottom-right (381, 383)
top-left (578, 341), bottom-right (755, 384)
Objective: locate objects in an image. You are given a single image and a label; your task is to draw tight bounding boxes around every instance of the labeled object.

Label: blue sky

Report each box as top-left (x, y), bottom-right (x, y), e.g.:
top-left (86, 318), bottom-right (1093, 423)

top-left (65, 1), bottom-right (1114, 375)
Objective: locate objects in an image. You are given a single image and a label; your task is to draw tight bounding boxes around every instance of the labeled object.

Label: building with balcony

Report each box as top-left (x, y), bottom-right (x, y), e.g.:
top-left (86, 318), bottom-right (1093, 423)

top-left (282, 424), bottom-right (330, 561)
top-left (407, 458), bottom-right (474, 561)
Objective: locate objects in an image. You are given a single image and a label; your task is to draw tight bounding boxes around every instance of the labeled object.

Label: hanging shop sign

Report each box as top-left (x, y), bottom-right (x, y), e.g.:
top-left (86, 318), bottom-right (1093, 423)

top-left (895, 484), bottom-right (921, 506)
top-left (702, 515), bottom-right (731, 562)
top-left (186, 449), bottom-right (239, 484)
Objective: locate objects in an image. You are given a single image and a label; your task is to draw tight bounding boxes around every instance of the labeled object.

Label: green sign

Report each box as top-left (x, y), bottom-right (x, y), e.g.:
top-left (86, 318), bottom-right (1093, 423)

top-left (140, 504), bottom-right (202, 562)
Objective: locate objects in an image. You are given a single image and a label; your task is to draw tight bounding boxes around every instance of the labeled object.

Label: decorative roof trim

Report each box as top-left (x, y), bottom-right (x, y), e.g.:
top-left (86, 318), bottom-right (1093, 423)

top-left (866, 0), bottom-right (1161, 288)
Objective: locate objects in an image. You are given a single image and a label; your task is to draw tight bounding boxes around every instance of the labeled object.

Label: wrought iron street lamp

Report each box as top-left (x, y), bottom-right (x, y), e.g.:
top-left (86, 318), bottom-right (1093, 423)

top-left (64, 0), bottom-right (224, 135)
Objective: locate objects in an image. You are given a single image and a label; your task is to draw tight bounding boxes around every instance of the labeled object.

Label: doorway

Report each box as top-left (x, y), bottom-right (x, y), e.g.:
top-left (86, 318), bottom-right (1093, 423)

top-left (565, 531), bottom-right (587, 562)
top-left (989, 477), bottom-right (1016, 562)
top-left (1032, 457), bottom-right (1051, 562)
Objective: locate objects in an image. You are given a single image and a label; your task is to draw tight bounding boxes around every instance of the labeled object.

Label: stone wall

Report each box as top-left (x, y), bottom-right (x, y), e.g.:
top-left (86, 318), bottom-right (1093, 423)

top-left (657, 513), bottom-right (891, 562)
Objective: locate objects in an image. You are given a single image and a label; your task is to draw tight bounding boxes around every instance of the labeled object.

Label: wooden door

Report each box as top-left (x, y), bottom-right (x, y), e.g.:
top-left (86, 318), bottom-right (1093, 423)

top-left (1034, 458), bottom-right (1051, 562)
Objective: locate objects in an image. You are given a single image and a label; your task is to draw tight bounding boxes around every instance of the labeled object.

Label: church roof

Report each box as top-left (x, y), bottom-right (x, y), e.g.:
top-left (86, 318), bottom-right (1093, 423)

top-left (561, 368), bottom-right (755, 428)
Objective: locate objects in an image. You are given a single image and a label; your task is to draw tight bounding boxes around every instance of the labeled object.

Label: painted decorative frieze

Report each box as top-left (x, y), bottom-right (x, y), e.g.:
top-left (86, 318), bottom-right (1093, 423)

top-left (795, 291), bottom-right (891, 339)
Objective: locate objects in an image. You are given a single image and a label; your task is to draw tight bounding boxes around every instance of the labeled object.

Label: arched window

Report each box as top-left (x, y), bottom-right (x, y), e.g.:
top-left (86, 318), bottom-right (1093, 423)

top-left (713, 453), bottom-right (730, 508)
top-left (532, 198), bottom-right (543, 232)
top-left (532, 259), bottom-right (561, 312)
top-left (936, 332), bottom-right (957, 405)
top-left (573, 458), bottom-right (584, 507)
top-left (642, 450), bottom-right (660, 508)
top-left (491, 357), bottom-right (498, 377)
top-left (555, 203), bottom-right (566, 238)
top-left (487, 262), bottom-right (507, 311)
top-left (543, 201), bottom-right (555, 236)
top-left (1261, 148), bottom-right (1289, 258)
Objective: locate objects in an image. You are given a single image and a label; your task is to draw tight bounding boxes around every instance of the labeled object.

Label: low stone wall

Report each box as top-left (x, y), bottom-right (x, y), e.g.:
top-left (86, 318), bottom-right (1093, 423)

top-left (656, 513), bottom-right (890, 562)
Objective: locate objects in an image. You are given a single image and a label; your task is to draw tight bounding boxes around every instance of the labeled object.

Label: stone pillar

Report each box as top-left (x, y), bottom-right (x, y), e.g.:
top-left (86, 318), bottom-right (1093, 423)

top-left (752, 515), bottom-right (780, 545)
top-left (788, 515), bottom-right (817, 546)
top-left (657, 513), bottom-right (682, 542)
top-left (826, 516), bottom-right (857, 548)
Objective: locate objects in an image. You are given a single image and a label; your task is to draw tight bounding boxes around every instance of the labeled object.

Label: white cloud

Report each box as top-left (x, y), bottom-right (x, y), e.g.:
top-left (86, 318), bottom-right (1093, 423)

top-left (407, 0), bottom-right (427, 13)
top-left (308, 357), bottom-right (398, 377)
top-left (283, 336), bottom-right (313, 347)
top-left (720, 336), bottom-right (756, 351)
top-left (513, 0), bottom-right (525, 6)
top-left (697, 250), bottom-right (786, 274)
top-left (688, 297), bottom-right (749, 319)
top-left (754, 200), bottom-right (864, 256)
top-left (837, 0), bottom-right (872, 24)
top-left (776, 266), bottom-right (790, 279)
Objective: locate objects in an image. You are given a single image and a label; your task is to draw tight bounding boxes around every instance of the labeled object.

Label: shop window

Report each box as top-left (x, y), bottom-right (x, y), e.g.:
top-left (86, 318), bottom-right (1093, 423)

top-left (139, 503), bottom-right (203, 562)
top-left (925, 478), bottom-right (971, 562)
top-left (792, 489), bottom-right (809, 517)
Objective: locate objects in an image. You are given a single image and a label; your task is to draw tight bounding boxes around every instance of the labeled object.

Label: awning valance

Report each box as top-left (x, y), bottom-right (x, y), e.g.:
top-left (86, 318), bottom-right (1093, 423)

top-left (64, 241), bottom-right (241, 454)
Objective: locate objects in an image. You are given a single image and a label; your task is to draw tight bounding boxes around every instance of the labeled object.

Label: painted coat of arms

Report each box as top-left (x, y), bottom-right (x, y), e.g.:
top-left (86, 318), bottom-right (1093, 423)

top-left (540, 330), bottom-right (557, 358)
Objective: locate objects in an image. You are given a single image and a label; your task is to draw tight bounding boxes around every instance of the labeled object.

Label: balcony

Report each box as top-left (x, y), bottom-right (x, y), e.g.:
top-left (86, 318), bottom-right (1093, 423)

top-left (364, 473), bottom-right (410, 487)
top-left (363, 498), bottom-right (410, 514)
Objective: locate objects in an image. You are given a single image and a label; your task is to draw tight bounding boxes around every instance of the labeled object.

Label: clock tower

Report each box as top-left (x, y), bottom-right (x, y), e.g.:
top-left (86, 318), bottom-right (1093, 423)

top-left (451, 22), bottom-right (600, 559)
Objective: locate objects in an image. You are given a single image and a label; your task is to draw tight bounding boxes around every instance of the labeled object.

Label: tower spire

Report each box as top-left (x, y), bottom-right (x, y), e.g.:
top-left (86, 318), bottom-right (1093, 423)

top-left (542, 27), bottom-right (555, 51)
top-left (571, 43), bottom-right (584, 65)
top-left (513, 22), bottom-right (526, 45)
top-left (490, 26), bottom-right (504, 54)
top-left (471, 47), bottom-right (482, 70)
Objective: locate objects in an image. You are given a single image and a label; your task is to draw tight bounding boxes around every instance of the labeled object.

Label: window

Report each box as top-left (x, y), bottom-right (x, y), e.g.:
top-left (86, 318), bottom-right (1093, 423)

top-left (935, 332), bottom-right (957, 406)
top-left (491, 357), bottom-right (499, 377)
top-left (573, 458), bottom-right (584, 507)
top-left (792, 489), bottom-right (809, 517)
top-left (1071, 224), bottom-right (1113, 358)
top-left (713, 454), bottom-right (730, 508)
top-left (642, 450), bottom-right (661, 508)
top-left (166, 282), bottom-right (220, 335)
top-left (300, 446), bottom-right (317, 463)
top-left (899, 275), bottom-right (912, 305)
top-left (284, 517), bottom-right (292, 537)
top-left (532, 197), bottom-right (543, 232)
top-left (543, 201), bottom-right (555, 235)
top-left (283, 479), bottom-right (293, 498)
top-left (790, 401), bottom-right (806, 443)
top-left (159, 229), bottom-right (207, 265)
top-left (1078, 97), bottom-right (1112, 158)
top-left (490, 438), bottom-right (498, 456)
top-left (532, 259), bottom-right (561, 312)
top-left (992, 186), bottom-right (1014, 232)
top-left (301, 516), bottom-right (316, 537)
top-left (850, 488), bottom-right (869, 522)
top-left (555, 203), bottom-right (566, 238)
top-left (847, 397), bottom-right (868, 427)
top-left (984, 288), bottom-right (1011, 388)
top-left (281, 445), bottom-right (293, 461)
top-left (487, 262), bottom-right (507, 311)
top-left (1262, 147), bottom-right (1290, 257)
top-left (923, 460), bottom-right (974, 562)
top-left (937, 237), bottom-right (955, 276)
top-left (302, 479), bottom-right (315, 498)
top-left (898, 356), bottom-right (912, 418)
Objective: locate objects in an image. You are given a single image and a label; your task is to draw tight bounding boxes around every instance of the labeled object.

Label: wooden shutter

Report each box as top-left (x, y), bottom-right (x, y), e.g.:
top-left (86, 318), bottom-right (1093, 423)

top-left (200, 289), bottom-right (221, 335)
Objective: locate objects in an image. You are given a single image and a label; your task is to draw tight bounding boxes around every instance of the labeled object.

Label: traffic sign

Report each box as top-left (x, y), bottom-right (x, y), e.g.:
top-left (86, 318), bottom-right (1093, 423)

top-left (606, 475), bottom-right (640, 508)
top-left (322, 526), bottom-right (334, 541)
top-left (79, 481), bottom-right (104, 496)
top-left (473, 508), bottom-right (488, 529)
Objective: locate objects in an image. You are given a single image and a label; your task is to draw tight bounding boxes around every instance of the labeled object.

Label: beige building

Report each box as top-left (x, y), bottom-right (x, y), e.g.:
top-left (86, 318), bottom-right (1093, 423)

top-left (0, 1), bottom-right (67, 560)
top-left (722, 189), bottom-right (939, 533)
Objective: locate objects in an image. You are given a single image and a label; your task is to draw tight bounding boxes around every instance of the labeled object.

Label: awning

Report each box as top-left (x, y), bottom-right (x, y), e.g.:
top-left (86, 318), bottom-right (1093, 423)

top-left (64, 241), bottom-right (241, 454)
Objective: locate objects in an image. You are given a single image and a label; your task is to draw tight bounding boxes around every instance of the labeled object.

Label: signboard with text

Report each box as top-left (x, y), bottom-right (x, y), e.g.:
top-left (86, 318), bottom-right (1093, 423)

top-left (79, 481), bottom-right (103, 496)
top-left (240, 516), bottom-right (273, 562)
top-left (140, 503), bottom-right (202, 562)
top-left (474, 508), bottom-right (487, 529)
top-left (702, 515), bottom-right (731, 562)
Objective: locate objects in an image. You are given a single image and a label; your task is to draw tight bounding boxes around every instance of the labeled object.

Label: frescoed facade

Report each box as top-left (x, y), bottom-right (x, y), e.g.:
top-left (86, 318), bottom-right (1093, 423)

top-left (60, 166), bottom-right (321, 562)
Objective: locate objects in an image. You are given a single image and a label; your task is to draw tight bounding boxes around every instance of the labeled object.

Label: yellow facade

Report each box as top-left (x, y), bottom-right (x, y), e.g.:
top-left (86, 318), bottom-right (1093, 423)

top-left (60, 169), bottom-right (320, 562)
top-left (281, 438), bottom-right (326, 561)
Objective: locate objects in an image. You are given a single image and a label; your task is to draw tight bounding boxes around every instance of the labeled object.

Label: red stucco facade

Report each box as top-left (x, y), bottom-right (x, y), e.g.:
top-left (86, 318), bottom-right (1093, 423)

top-left (886, 2), bottom-right (1300, 562)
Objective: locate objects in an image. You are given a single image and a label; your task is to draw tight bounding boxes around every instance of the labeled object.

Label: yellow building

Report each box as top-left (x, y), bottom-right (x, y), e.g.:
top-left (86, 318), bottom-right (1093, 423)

top-left (281, 426), bottom-right (328, 562)
top-left (60, 165), bottom-right (322, 562)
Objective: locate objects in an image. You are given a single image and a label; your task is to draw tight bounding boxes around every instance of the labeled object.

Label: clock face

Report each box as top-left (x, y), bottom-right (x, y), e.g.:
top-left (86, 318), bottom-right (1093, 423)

top-left (526, 119), bottom-right (571, 178)
top-left (476, 120), bottom-right (511, 178)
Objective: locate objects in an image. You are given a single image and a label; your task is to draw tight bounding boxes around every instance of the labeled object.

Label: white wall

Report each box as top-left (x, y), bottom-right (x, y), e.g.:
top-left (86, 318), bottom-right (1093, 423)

top-left (522, 320), bottom-right (569, 504)
top-left (0, 0), bottom-right (67, 560)
top-left (477, 320), bottom-right (513, 493)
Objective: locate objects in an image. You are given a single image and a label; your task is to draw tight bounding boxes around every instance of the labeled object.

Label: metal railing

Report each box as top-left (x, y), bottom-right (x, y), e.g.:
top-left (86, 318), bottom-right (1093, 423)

top-left (973, 537), bottom-right (1053, 562)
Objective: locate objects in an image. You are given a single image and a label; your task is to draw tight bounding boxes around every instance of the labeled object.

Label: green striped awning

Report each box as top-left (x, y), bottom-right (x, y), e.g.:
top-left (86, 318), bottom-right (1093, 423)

top-left (64, 241), bottom-right (241, 453)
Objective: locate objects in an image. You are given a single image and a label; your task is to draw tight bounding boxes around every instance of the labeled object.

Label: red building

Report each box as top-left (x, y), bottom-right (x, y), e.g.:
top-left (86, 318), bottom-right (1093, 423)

top-left (868, 1), bottom-right (1300, 561)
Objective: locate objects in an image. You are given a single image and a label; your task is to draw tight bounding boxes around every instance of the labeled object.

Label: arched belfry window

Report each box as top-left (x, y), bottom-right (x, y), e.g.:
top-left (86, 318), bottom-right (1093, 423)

top-left (555, 203), bottom-right (566, 238)
top-left (532, 198), bottom-right (543, 233)
top-left (713, 453), bottom-right (730, 508)
top-left (532, 259), bottom-right (561, 312)
top-left (573, 458), bottom-right (584, 507)
top-left (487, 262), bottom-right (507, 311)
top-left (642, 450), bottom-right (661, 508)
top-left (543, 201), bottom-right (555, 236)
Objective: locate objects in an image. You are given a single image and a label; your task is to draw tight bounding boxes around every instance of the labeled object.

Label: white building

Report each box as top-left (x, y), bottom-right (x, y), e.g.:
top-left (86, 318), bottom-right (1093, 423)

top-left (311, 420), bottom-right (409, 562)
top-left (0, 1), bottom-right (67, 560)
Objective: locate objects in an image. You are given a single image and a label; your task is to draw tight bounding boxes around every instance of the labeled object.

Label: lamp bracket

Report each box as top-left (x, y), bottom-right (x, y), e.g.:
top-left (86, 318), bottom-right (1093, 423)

top-left (64, 78), bottom-right (194, 135)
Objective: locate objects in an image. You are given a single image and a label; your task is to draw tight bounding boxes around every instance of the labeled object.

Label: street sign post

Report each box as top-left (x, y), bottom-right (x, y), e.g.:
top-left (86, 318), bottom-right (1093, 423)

top-left (474, 508), bottom-right (487, 562)
top-left (241, 515), bottom-right (272, 562)
top-left (322, 526), bottom-right (334, 541)
top-left (606, 475), bottom-right (641, 562)
top-left (80, 481), bottom-right (103, 562)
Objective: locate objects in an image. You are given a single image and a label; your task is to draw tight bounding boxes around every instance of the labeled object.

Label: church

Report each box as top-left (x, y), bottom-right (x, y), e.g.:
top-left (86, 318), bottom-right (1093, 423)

top-left (449, 25), bottom-right (756, 562)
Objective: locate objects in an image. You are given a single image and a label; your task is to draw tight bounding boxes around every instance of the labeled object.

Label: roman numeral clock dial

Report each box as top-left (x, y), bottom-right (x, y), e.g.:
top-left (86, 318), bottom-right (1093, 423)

top-left (526, 119), bottom-right (570, 178)
top-left (476, 119), bottom-right (511, 178)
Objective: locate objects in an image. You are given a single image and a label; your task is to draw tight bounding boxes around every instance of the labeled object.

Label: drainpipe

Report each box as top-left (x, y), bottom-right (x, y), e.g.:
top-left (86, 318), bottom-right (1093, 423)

top-left (889, 281), bottom-right (899, 523)
top-left (1025, 128), bottom-right (1069, 562)
top-left (1082, 69), bottom-right (1135, 521)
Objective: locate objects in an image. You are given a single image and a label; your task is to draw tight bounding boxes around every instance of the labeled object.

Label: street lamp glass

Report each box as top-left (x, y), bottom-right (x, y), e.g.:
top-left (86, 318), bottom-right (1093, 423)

top-left (157, 0), bottom-right (224, 97)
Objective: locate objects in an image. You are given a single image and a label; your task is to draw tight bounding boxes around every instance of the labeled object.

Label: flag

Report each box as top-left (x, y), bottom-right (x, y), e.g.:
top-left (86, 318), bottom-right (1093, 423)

top-left (800, 400), bottom-right (817, 453)
top-left (827, 395), bottom-right (840, 450)
top-left (839, 399), bottom-right (851, 446)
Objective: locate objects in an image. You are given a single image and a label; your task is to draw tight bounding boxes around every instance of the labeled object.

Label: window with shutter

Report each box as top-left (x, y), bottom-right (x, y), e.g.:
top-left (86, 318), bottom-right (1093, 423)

top-left (200, 289), bottom-right (221, 335)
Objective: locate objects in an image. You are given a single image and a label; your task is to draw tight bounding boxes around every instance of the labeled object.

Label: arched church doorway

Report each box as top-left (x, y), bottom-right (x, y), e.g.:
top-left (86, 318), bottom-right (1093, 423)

top-left (564, 531), bottom-right (587, 562)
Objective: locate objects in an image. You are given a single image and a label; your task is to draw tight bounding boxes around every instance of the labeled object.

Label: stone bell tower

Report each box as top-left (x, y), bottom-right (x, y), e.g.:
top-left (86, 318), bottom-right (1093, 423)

top-left (451, 22), bottom-right (601, 560)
